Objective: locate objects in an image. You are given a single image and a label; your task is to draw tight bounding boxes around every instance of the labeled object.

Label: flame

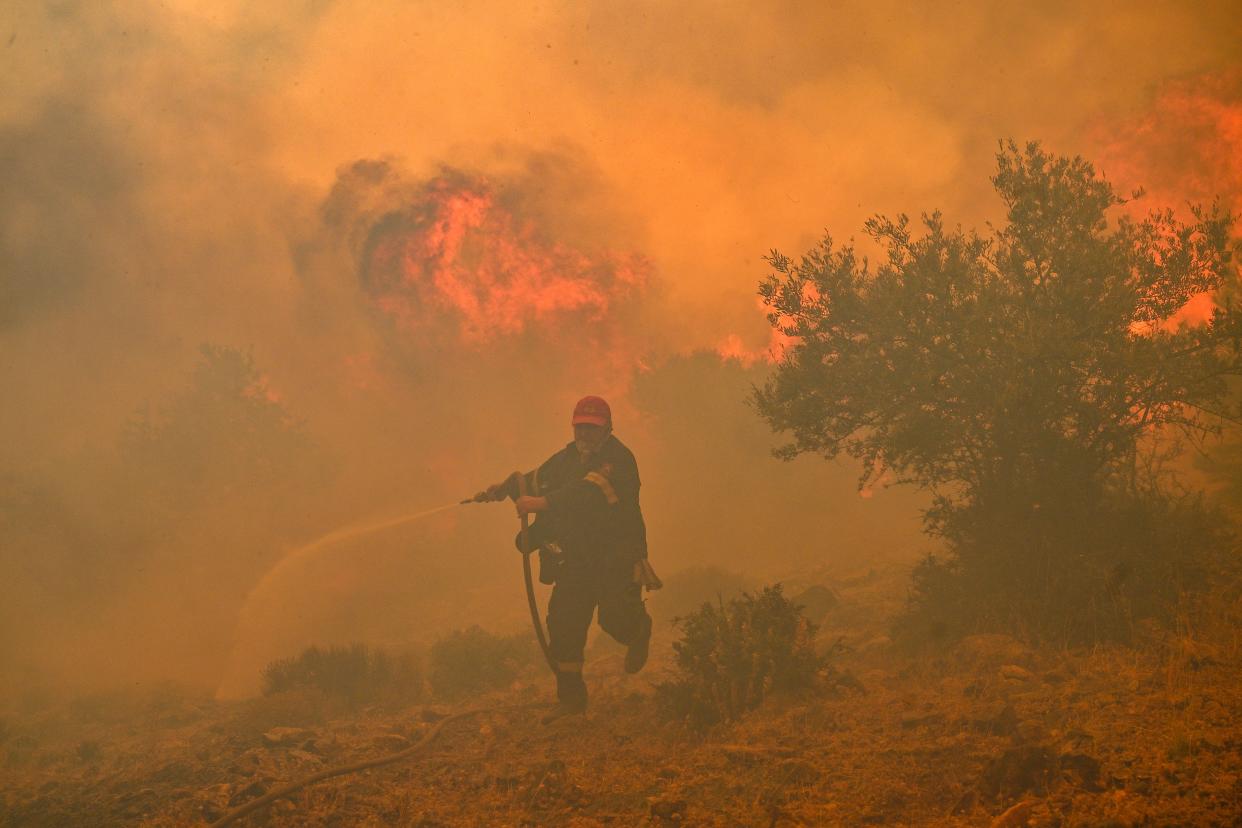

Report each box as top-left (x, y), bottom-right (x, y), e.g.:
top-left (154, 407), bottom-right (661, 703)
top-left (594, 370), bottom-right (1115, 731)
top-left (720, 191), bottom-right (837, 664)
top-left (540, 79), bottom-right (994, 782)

top-left (716, 296), bottom-right (800, 366)
top-left (1092, 69), bottom-right (1242, 334)
top-left (360, 172), bottom-right (650, 346)
top-left (1094, 68), bottom-right (1242, 216)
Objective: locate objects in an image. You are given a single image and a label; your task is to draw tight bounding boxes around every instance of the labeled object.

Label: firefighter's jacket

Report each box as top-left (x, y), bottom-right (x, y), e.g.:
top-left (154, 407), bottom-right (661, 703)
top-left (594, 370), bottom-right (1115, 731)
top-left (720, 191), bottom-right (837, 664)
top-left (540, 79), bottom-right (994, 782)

top-left (506, 435), bottom-right (648, 574)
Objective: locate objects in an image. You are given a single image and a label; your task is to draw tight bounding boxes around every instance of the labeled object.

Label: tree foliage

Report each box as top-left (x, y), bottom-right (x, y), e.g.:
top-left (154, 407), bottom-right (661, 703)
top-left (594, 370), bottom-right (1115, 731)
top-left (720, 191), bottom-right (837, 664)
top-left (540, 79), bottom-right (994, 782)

top-left (122, 344), bottom-right (329, 512)
top-left (755, 141), bottom-right (1241, 641)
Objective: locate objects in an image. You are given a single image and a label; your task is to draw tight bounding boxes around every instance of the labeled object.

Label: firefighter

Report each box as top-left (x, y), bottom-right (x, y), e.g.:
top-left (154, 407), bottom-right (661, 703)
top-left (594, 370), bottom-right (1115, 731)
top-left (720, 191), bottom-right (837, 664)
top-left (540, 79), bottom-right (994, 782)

top-left (477, 396), bottom-right (658, 722)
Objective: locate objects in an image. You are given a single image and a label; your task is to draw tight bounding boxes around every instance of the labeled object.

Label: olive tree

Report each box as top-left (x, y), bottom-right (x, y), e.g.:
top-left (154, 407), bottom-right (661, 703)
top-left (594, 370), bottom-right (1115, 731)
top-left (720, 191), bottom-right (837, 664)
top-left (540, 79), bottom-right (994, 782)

top-left (755, 141), bottom-right (1240, 641)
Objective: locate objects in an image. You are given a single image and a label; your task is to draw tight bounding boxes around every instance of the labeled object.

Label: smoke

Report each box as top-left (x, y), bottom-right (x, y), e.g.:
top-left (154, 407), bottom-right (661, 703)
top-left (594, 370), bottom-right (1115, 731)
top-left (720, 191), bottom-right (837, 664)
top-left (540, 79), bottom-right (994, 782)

top-left (2, 1), bottom-right (1240, 698)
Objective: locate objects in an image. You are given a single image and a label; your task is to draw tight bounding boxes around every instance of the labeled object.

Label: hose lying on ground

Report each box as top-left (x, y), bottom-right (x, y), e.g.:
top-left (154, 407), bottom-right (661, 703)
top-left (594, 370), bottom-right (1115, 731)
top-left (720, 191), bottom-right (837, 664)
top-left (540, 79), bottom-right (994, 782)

top-left (207, 708), bottom-right (484, 827)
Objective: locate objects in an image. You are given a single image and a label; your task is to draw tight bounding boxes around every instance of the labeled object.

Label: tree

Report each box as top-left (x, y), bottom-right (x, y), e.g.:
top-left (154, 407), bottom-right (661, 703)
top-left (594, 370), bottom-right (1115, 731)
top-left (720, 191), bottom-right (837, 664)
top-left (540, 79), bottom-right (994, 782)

top-left (123, 344), bottom-right (330, 519)
top-left (755, 141), bottom-right (1241, 642)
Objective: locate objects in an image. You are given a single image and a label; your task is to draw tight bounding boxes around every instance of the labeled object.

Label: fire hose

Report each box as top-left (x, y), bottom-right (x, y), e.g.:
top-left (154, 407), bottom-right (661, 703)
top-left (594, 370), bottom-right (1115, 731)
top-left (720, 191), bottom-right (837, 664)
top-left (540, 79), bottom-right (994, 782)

top-left (511, 472), bottom-right (557, 676)
top-left (207, 708), bottom-right (481, 827)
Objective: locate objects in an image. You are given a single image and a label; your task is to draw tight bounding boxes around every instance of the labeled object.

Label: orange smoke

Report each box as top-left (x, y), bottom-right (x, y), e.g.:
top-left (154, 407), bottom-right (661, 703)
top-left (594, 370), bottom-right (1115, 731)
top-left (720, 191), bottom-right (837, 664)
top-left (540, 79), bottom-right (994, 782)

top-left (1091, 69), bottom-right (1242, 331)
top-left (1094, 69), bottom-right (1242, 215)
top-left (360, 171), bottom-right (650, 347)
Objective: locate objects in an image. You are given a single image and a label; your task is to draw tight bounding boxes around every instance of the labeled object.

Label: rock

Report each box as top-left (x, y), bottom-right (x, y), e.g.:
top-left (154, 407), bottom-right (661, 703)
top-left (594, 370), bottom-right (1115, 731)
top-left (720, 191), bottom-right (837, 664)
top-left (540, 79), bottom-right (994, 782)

top-left (262, 727), bottom-right (312, 747)
top-left (1000, 665), bottom-right (1035, 682)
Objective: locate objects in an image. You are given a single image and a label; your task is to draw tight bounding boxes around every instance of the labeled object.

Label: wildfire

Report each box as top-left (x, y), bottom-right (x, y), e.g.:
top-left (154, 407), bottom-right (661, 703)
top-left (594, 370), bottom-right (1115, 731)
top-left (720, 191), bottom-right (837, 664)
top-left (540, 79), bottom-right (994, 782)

top-left (715, 297), bottom-right (800, 366)
top-left (1094, 69), bottom-right (1242, 216)
top-left (359, 171), bottom-right (650, 346)
top-left (1093, 69), bottom-right (1242, 334)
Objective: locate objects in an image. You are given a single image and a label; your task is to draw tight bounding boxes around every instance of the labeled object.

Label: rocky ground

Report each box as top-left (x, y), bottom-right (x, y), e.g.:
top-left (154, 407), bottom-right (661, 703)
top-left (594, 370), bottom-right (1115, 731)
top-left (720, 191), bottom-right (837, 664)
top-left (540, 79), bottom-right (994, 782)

top-left (3, 567), bottom-right (1241, 827)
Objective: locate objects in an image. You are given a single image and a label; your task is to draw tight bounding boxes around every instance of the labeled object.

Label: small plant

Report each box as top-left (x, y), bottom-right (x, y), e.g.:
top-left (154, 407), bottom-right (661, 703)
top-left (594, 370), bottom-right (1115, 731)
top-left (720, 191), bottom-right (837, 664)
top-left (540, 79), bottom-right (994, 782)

top-left (261, 643), bottom-right (423, 708)
top-left (427, 626), bottom-right (539, 700)
top-left (657, 585), bottom-right (821, 728)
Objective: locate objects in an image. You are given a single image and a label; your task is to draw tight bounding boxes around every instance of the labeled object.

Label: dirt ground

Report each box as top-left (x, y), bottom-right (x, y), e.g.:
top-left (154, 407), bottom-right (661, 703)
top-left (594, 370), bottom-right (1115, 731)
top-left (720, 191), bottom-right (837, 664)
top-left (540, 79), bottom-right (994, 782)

top-left (3, 566), bottom-right (1241, 827)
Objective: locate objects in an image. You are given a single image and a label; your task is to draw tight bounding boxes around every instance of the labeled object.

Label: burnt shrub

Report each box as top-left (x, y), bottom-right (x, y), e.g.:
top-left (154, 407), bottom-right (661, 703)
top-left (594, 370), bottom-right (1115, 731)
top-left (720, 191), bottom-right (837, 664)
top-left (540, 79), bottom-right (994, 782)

top-left (657, 585), bottom-right (821, 729)
top-left (261, 643), bottom-right (423, 708)
top-left (427, 626), bottom-right (540, 700)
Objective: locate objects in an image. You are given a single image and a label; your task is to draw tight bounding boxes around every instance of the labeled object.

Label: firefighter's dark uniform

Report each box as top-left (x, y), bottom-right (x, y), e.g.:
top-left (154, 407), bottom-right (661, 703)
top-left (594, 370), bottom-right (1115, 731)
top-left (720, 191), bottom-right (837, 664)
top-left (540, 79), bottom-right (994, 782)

top-left (505, 434), bottom-right (651, 710)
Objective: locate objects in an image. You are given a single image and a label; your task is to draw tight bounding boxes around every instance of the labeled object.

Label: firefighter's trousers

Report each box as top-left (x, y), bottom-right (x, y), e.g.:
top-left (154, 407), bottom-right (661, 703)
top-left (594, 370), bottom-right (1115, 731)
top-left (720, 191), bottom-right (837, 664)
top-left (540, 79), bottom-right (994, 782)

top-left (546, 559), bottom-right (649, 708)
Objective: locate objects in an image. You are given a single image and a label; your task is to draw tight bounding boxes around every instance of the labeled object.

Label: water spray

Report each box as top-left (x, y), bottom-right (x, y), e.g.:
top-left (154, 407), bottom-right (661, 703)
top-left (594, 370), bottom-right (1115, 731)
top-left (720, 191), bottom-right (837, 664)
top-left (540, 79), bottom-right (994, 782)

top-left (207, 481), bottom-right (556, 825)
top-left (216, 500), bottom-right (465, 699)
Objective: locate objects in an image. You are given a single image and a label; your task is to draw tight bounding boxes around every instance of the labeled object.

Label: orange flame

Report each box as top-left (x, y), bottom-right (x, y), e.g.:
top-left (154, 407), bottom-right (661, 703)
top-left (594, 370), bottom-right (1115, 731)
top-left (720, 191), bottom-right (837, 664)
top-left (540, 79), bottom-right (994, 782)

top-left (1093, 69), bottom-right (1242, 333)
top-left (1095, 69), bottom-right (1242, 215)
top-left (361, 172), bottom-right (650, 346)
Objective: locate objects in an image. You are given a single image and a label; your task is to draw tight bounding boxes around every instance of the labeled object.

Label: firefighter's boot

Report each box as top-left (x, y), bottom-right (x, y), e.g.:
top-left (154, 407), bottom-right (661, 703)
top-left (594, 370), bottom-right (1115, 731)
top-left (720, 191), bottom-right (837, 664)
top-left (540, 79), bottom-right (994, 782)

top-left (542, 667), bottom-right (587, 724)
top-left (624, 613), bottom-right (652, 674)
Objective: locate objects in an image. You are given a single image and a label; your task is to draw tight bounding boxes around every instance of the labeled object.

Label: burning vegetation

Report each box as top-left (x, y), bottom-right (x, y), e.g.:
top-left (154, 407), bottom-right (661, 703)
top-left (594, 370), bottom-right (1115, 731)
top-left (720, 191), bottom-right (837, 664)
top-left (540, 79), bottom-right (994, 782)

top-left (358, 168), bottom-right (649, 345)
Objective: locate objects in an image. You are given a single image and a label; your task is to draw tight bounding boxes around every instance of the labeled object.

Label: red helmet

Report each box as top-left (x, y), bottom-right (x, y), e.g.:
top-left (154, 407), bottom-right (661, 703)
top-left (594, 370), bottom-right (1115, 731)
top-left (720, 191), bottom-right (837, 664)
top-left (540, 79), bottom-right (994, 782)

top-left (571, 395), bottom-right (612, 427)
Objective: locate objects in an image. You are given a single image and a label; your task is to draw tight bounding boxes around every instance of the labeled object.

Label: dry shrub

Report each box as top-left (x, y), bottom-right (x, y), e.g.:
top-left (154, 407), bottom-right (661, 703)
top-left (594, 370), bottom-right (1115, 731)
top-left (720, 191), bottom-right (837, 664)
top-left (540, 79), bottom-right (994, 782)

top-left (427, 626), bottom-right (539, 700)
top-left (261, 643), bottom-right (423, 710)
top-left (657, 585), bottom-right (821, 729)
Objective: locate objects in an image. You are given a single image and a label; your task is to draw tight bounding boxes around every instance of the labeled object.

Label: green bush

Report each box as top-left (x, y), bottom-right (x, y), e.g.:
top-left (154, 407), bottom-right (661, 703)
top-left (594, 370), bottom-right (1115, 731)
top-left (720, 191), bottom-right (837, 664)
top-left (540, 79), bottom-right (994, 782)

top-left (261, 643), bottom-right (423, 708)
top-left (427, 626), bottom-right (540, 700)
top-left (657, 585), bottom-right (821, 729)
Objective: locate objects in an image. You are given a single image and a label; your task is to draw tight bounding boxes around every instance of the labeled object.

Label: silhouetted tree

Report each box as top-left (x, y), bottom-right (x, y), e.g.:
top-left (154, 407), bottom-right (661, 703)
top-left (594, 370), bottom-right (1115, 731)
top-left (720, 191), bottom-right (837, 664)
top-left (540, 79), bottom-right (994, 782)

top-left (756, 141), bottom-right (1241, 641)
top-left (123, 344), bottom-right (330, 517)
